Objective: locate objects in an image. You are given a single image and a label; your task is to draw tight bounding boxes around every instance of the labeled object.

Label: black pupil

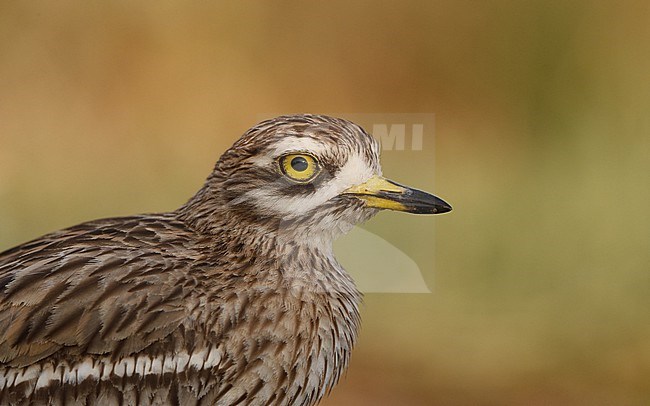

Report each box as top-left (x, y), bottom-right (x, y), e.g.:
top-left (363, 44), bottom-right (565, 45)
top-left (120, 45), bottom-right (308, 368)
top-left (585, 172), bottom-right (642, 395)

top-left (290, 156), bottom-right (309, 172)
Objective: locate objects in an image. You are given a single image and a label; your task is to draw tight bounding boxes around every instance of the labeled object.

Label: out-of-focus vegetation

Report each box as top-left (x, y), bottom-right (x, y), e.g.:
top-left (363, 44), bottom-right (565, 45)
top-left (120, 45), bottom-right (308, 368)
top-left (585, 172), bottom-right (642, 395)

top-left (1, 1), bottom-right (649, 404)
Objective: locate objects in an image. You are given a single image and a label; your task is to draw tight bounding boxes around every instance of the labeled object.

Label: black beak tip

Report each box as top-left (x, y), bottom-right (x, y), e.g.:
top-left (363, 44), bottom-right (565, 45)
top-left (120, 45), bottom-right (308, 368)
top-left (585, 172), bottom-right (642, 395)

top-left (436, 200), bottom-right (453, 214)
top-left (420, 194), bottom-right (452, 214)
top-left (421, 203), bottom-right (452, 214)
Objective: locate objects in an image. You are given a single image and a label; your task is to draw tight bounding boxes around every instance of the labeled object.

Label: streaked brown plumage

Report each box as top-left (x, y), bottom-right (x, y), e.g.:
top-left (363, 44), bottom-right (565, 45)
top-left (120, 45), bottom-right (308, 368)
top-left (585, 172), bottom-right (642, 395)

top-left (0, 114), bottom-right (451, 405)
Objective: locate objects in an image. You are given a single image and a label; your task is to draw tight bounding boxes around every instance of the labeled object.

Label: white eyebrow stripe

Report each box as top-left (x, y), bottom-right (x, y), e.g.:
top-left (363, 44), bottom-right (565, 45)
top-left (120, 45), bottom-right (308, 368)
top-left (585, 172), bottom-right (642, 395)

top-left (269, 137), bottom-right (329, 156)
top-left (248, 136), bottom-right (329, 167)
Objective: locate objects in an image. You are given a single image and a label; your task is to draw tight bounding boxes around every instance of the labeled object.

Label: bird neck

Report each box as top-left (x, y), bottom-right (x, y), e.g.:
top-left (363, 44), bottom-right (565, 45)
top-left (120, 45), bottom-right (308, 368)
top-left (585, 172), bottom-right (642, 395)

top-left (175, 183), bottom-right (366, 307)
top-left (176, 183), bottom-right (338, 260)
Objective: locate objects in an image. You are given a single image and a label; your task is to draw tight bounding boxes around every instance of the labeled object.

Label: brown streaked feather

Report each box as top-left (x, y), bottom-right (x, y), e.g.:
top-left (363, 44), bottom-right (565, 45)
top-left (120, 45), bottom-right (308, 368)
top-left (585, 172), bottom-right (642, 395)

top-left (0, 215), bottom-right (200, 367)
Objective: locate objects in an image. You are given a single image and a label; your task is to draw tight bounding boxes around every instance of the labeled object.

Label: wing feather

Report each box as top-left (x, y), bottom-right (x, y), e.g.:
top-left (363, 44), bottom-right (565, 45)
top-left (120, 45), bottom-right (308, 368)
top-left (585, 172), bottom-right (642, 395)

top-left (0, 215), bottom-right (208, 368)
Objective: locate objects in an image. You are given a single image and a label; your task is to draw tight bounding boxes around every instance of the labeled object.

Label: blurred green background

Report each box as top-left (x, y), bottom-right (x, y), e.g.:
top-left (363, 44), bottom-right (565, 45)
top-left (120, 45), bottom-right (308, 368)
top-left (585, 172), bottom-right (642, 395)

top-left (1, 1), bottom-right (649, 404)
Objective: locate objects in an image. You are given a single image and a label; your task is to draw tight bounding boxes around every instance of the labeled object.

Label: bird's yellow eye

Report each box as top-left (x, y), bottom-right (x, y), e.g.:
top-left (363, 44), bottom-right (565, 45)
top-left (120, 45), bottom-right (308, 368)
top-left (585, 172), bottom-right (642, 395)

top-left (279, 153), bottom-right (320, 182)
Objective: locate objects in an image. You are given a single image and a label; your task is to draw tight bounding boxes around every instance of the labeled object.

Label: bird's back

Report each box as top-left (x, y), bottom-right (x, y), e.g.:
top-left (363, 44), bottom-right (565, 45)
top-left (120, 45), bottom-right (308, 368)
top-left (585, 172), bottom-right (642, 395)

top-left (0, 214), bottom-right (224, 404)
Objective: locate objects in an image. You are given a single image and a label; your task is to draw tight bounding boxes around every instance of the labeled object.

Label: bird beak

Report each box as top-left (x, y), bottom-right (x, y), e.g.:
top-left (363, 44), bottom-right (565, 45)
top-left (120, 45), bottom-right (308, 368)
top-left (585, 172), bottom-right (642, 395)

top-left (343, 175), bottom-right (452, 214)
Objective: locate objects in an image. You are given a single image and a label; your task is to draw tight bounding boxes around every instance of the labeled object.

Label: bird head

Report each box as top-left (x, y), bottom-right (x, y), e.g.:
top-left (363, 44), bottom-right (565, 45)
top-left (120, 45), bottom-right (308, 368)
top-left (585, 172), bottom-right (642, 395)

top-left (182, 115), bottom-right (451, 244)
